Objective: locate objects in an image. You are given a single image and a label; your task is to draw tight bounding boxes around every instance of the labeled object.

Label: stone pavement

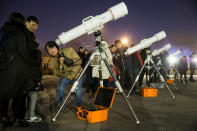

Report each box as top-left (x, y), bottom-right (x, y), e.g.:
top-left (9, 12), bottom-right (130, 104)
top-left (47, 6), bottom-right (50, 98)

top-left (1, 75), bottom-right (197, 131)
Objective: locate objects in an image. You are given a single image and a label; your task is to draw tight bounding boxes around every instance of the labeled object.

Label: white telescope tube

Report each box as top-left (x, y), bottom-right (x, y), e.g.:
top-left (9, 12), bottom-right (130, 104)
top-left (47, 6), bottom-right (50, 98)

top-left (152, 44), bottom-right (171, 57)
top-left (167, 50), bottom-right (181, 59)
top-left (167, 50), bottom-right (181, 65)
top-left (56, 2), bottom-right (128, 45)
top-left (124, 31), bottom-right (166, 55)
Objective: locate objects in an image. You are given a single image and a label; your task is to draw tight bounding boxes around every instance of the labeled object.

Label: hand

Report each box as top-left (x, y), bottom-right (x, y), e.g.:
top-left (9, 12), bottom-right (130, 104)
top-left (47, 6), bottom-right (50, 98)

top-left (59, 57), bottom-right (64, 65)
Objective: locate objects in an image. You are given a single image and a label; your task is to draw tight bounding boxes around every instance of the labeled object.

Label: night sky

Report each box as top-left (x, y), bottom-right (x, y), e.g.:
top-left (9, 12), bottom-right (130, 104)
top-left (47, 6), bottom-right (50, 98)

top-left (0, 0), bottom-right (197, 56)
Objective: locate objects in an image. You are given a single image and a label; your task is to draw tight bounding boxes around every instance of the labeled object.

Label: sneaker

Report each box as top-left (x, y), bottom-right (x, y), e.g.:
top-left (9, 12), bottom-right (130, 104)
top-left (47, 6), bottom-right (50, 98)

top-left (26, 116), bottom-right (41, 122)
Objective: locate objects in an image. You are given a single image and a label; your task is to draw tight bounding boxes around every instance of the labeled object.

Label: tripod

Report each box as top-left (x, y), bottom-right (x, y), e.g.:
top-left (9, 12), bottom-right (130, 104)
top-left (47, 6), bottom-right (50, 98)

top-left (149, 59), bottom-right (178, 90)
top-left (127, 52), bottom-right (175, 99)
top-left (52, 32), bottom-right (140, 124)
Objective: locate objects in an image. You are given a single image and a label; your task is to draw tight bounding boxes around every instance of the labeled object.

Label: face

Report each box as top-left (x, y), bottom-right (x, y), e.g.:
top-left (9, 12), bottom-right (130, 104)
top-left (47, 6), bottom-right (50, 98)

top-left (84, 50), bottom-right (88, 55)
top-left (26, 21), bottom-right (38, 32)
top-left (47, 46), bottom-right (58, 56)
top-left (79, 48), bottom-right (84, 53)
top-left (115, 42), bottom-right (122, 50)
top-left (110, 46), bottom-right (116, 53)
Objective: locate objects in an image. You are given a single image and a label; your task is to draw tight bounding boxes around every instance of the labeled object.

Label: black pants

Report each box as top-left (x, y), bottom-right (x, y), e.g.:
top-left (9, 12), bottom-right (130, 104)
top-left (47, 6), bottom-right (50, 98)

top-left (92, 78), bottom-right (109, 95)
top-left (12, 93), bottom-right (27, 119)
top-left (190, 69), bottom-right (195, 80)
top-left (0, 99), bottom-right (9, 117)
top-left (180, 72), bottom-right (187, 80)
top-left (120, 69), bottom-right (133, 89)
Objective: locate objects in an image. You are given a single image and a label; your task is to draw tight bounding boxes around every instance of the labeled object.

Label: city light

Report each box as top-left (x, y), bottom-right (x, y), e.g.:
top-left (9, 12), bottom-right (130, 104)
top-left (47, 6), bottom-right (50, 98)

top-left (193, 57), bottom-right (197, 63)
top-left (167, 56), bottom-right (177, 65)
top-left (121, 37), bottom-right (129, 47)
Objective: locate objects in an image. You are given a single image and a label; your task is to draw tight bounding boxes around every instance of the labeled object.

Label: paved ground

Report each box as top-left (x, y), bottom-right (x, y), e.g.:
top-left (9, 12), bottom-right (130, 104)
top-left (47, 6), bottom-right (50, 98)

top-left (1, 75), bottom-right (197, 131)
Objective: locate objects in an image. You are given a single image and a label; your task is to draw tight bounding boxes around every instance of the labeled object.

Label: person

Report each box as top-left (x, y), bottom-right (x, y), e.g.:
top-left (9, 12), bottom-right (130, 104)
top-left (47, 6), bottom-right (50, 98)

top-left (178, 56), bottom-right (188, 83)
top-left (45, 41), bottom-right (83, 106)
top-left (114, 40), bottom-right (125, 86)
top-left (24, 16), bottom-right (43, 123)
top-left (78, 46), bottom-right (85, 68)
top-left (160, 51), bottom-right (169, 80)
top-left (109, 44), bottom-right (117, 55)
top-left (83, 49), bottom-right (95, 96)
top-left (78, 46), bottom-right (84, 58)
top-left (108, 45), bottom-right (118, 87)
top-left (91, 41), bottom-right (114, 95)
top-left (0, 12), bottom-right (39, 127)
top-left (129, 44), bottom-right (143, 93)
top-left (189, 52), bottom-right (196, 82)
top-left (138, 48), bottom-right (149, 87)
top-left (115, 40), bottom-right (133, 89)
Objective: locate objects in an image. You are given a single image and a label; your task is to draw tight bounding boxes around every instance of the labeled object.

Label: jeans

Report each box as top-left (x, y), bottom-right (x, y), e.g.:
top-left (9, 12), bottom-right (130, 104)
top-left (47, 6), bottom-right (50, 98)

top-left (56, 77), bottom-right (83, 106)
top-left (27, 91), bottom-right (37, 117)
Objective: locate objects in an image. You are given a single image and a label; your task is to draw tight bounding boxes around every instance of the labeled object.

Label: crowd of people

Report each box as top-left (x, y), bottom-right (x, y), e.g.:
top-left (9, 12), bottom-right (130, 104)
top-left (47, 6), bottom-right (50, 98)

top-left (0, 13), bottom-right (43, 128)
top-left (0, 12), bottom-right (196, 129)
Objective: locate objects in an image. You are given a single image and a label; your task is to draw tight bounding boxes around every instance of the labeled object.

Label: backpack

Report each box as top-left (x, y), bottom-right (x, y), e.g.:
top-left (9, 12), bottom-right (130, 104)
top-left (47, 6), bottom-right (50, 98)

top-left (0, 30), bottom-right (15, 70)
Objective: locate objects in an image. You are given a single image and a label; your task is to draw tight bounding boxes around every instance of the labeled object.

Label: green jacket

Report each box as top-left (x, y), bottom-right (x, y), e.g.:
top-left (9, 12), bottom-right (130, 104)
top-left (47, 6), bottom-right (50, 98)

top-left (48, 47), bottom-right (82, 80)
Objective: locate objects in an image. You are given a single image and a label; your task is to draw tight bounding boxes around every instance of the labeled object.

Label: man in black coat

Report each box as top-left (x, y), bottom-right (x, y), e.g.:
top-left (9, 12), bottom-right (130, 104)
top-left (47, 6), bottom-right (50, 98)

top-left (24, 16), bottom-right (43, 123)
top-left (0, 12), bottom-right (41, 127)
top-left (0, 13), bottom-right (37, 99)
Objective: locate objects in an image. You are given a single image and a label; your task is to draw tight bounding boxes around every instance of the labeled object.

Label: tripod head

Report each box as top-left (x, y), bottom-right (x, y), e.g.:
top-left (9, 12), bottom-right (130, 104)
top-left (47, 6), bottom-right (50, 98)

top-left (93, 30), bottom-right (108, 53)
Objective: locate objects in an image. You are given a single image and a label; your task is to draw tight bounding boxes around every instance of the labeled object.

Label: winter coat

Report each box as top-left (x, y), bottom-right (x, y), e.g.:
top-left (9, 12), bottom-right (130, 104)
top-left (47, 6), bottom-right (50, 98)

top-left (140, 47), bottom-right (150, 62)
top-left (48, 47), bottom-right (82, 80)
top-left (178, 57), bottom-right (188, 73)
top-left (0, 22), bottom-right (40, 99)
top-left (91, 41), bottom-right (114, 79)
top-left (130, 51), bottom-right (143, 70)
top-left (114, 47), bottom-right (127, 71)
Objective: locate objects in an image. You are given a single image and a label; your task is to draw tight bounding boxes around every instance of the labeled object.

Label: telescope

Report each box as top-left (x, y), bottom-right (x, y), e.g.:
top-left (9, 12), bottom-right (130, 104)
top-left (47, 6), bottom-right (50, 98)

top-left (167, 50), bottom-right (181, 65)
top-left (55, 2), bottom-right (128, 45)
top-left (124, 31), bottom-right (166, 55)
top-left (167, 50), bottom-right (181, 59)
top-left (152, 44), bottom-right (171, 57)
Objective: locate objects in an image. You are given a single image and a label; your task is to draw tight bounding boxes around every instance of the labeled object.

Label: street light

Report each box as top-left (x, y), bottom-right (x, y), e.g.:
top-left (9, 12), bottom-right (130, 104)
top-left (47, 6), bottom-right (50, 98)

top-left (121, 37), bottom-right (129, 47)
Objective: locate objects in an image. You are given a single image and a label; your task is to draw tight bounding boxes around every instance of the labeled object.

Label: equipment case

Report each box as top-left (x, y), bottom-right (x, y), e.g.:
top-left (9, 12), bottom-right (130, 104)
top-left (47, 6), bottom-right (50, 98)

top-left (77, 86), bottom-right (116, 123)
top-left (140, 87), bottom-right (158, 97)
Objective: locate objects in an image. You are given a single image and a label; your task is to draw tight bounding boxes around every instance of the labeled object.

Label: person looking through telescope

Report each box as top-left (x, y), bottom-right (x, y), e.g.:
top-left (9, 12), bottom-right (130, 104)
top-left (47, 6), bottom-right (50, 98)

top-left (45, 41), bottom-right (83, 106)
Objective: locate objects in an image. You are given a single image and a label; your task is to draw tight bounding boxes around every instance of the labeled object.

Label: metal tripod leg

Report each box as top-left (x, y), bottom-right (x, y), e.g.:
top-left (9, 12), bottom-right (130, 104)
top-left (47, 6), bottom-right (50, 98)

top-left (150, 60), bottom-right (175, 99)
top-left (52, 92), bottom-right (72, 121)
top-left (151, 64), bottom-right (178, 90)
top-left (101, 54), bottom-right (140, 124)
top-left (160, 63), bottom-right (170, 79)
top-left (52, 52), bottom-right (96, 121)
top-left (159, 64), bottom-right (178, 90)
top-left (127, 59), bottom-right (148, 98)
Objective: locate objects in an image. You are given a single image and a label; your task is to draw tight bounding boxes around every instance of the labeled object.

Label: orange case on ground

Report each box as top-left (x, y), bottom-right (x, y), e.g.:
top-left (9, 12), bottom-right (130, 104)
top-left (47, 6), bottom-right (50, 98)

top-left (77, 86), bottom-right (116, 123)
top-left (166, 79), bottom-right (174, 84)
top-left (140, 87), bottom-right (158, 97)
